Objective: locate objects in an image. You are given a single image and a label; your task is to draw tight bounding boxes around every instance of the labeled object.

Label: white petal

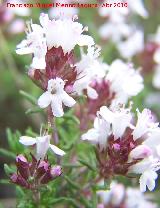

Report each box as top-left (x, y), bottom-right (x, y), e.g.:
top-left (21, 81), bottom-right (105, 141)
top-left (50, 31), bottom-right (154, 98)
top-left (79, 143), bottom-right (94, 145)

top-left (153, 65), bottom-right (160, 88)
top-left (139, 174), bottom-right (147, 192)
top-left (87, 86), bottom-right (98, 99)
top-left (99, 106), bottom-right (114, 123)
top-left (16, 47), bottom-right (33, 55)
top-left (61, 92), bottom-right (76, 107)
top-left (38, 91), bottom-right (51, 108)
top-left (77, 35), bottom-right (94, 47)
top-left (31, 24), bottom-right (44, 33)
top-left (39, 13), bottom-right (49, 28)
top-left (36, 135), bottom-right (50, 159)
top-left (50, 144), bottom-right (65, 156)
top-left (129, 0), bottom-right (148, 18)
top-left (81, 128), bottom-right (99, 143)
top-left (154, 49), bottom-right (160, 64)
top-left (31, 56), bottom-right (46, 70)
top-left (139, 170), bottom-right (157, 192)
top-left (19, 136), bottom-right (36, 146)
top-left (51, 95), bottom-right (63, 117)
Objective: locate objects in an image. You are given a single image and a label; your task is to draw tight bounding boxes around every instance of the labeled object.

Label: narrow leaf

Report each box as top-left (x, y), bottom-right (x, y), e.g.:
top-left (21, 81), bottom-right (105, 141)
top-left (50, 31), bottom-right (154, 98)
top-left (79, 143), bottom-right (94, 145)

top-left (20, 90), bottom-right (37, 105)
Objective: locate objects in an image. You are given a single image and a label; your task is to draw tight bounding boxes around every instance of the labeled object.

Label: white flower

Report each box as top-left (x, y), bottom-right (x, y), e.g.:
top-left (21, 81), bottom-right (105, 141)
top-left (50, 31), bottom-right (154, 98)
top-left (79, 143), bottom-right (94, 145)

top-left (16, 21), bottom-right (47, 70)
top-left (45, 14), bottom-right (94, 54)
top-left (98, 1), bottom-right (130, 43)
top-left (99, 0), bottom-right (129, 23)
top-left (7, 0), bottom-right (31, 17)
top-left (38, 78), bottom-right (76, 117)
top-left (8, 19), bottom-right (25, 34)
top-left (154, 26), bottom-right (160, 44)
top-left (49, 7), bottom-right (78, 19)
top-left (144, 128), bottom-right (160, 157)
top-left (99, 106), bottom-right (132, 139)
top-left (125, 188), bottom-right (157, 208)
top-left (73, 46), bottom-right (108, 99)
top-left (154, 48), bottom-right (160, 64)
top-left (97, 181), bottom-right (125, 206)
top-left (139, 170), bottom-right (158, 192)
top-left (127, 0), bottom-right (148, 18)
top-left (117, 30), bottom-right (144, 59)
top-left (16, 13), bottom-right (94, 69)
top-left (152, 26), bottom-right (160, 65)
top-left (99, 21), bottom-right (131, 43)
top-left (129, 157), bottom-right (160, 192)
top-left (106, 59), bottom-right (143, 107)
top-left (132, 109), bottom-right (159, 140)
top-left (81, 116), bottom-right (110, 151)
top-left (153, 65), bottom-right (160, 88)
top-left (19, 135), bottom-right (65, 159)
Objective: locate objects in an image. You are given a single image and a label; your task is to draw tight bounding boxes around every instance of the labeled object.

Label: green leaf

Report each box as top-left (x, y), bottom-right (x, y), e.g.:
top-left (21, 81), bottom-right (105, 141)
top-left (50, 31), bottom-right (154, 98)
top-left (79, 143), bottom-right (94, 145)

top-left (92, 189), bottom-right (97, 208)
top-left (25, 128), bottom-right (38, 137)
top-left (0, 179), bottom-right (10, 184)
top-left (78, 159), bottom-right (96, 171)
top-left (4, 164), bottom-right (14, 176)
top-left (0, 148), bottom-right (16, 159)
top-left (64, 175), bottom-right (81, 190)
top-left (49, 197), bottom-right (78, 207)
top-left (25, 107), bottom-right (43, 115)
top-left (6, 128), bottom-right (15, 150)
top-left (62, 163), bottom-right (82, 168)
top-left (19, 90), bottom-right (37, 105)
top-left (63, 114), bottom-right (80, 125)
top-left (79, 197), bottom-right (91, 208)
top-left (16, 186), bottom-right (25, 197)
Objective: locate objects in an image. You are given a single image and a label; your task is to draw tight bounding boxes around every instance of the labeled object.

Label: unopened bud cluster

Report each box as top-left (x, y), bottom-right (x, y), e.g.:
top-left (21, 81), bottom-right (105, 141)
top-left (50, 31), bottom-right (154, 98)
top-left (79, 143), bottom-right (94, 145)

top-left (10, 154), bottom-right (62, 189)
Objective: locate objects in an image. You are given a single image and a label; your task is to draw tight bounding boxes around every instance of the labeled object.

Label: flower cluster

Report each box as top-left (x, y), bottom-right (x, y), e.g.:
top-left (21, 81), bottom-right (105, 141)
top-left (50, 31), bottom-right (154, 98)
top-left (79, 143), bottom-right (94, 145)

top-left (152, 26), bottom-right (160, 88)
top-left (97, 181), bottom-right (157, 208)
top-left (76, 59), bottom-right (143, 129)
top-left (0, 0), bottom-right (30, 34)
top-left (82, 105), bottom-right (160, 192)
top-left (10, 154), bottom-right (62, 189)
top-left (98, 0), bottom-right (148, 59)
top-left (16, 13), bottom-right (105, 117)
top-left (13, 10), bottom-right (160, 203)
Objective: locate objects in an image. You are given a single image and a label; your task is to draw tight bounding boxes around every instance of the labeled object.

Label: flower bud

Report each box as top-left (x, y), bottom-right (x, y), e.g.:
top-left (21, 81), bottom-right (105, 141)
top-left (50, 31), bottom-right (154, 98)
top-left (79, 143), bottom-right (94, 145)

top-left (50, 165), bottom-right (62, 178)
top-left (36, 160), bottom-right (49, 179)
top-left (16, 155), bottom-right (30, 180)
top-left (129, 145), bottom-right (152, 160)
top-left (40, 165), bottom-right (62, 184)
top-left (10, 173), bottom-right (29, 188)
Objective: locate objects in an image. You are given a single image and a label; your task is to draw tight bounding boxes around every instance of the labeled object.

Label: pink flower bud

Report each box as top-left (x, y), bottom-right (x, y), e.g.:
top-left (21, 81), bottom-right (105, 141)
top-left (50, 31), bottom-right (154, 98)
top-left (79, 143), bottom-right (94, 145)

top-left (36, 161), bottom-right (49, 179)
top-left (50, 165), bottom-right (62, 178)
top-left (10, 173), bottom-right (29, 188)
top-left (16, 155), bottom-right (30, 180)
top-left (113, 143), bottom-right (120, 151)
top-left (16, 154), bottom-right (27, 163)
top-left (129, 145), bottom-right (152, 160)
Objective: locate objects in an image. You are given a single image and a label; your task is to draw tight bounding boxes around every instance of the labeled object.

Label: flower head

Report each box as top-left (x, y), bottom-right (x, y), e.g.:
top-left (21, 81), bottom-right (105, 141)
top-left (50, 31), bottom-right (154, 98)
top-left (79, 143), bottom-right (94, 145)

top-left (82, 106), bottom-right (160, 192)
top-left (19, 134), bottom-right (65, 159)
top-left (16, 14), bottom-right (94, 70)
top-left (10, 154), bottom-right (62, 189)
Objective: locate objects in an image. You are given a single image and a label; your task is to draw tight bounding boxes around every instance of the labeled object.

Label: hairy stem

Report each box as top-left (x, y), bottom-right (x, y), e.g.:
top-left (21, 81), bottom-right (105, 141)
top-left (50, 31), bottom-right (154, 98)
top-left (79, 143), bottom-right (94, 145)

top-left (47, 106), bottom-right (59, 144)
top-left (33, 189), bottom-right (40, 207)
